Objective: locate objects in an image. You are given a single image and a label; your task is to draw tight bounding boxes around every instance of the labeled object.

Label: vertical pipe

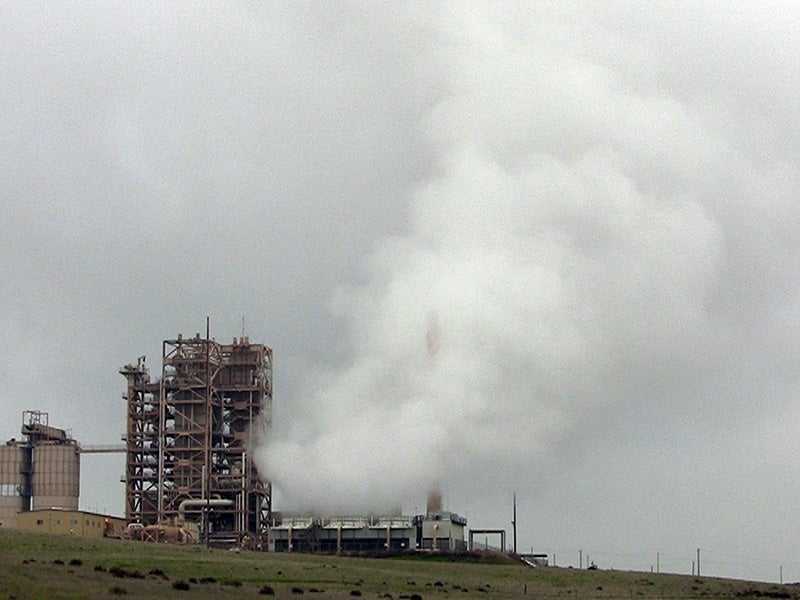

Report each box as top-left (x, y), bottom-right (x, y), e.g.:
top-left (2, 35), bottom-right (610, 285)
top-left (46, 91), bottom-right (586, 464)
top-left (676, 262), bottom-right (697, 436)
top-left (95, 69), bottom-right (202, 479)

top-left (247, 393), bottom-right (252, 535)
top-left (242, 452), bottom-right (247, 535)
top-left (235, 493), bottom-right (239, 540)
top-left (204, 322), bottom-right (211, 543)
top-left (202, 464), bottom-right (208, 546)
top-left (158, 377), bottom-right (165, 520)
top-left (512, 492), bottom-right (517, 555)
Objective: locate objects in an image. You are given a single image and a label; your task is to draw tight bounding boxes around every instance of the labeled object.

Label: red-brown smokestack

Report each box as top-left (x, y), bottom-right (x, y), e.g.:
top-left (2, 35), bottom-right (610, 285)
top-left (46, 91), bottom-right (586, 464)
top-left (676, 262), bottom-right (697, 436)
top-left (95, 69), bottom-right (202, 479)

top-left (426, 484), bottom-right (442, 515)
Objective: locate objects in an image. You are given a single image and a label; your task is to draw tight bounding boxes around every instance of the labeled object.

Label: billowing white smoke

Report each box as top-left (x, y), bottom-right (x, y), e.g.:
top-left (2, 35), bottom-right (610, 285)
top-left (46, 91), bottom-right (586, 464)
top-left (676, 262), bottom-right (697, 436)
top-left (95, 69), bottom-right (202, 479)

top-left (260, 145), bottom-right (721, 514)
top-left (258, 5), bottom-right (796, 516)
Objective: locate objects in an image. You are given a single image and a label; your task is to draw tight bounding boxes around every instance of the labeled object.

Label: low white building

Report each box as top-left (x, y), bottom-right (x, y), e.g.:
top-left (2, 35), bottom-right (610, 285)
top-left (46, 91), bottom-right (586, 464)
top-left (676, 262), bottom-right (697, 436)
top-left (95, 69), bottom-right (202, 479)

top-left (269, 511), bottom-right (467, 553)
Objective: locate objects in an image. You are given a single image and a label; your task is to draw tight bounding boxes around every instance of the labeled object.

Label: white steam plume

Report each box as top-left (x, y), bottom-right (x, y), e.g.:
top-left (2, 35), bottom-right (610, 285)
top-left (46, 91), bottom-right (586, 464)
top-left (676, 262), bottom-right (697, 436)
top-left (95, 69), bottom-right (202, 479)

top-left (257, 5), bottom-right (796, 517)
top-left (259, 141), bottom-right (721, 514)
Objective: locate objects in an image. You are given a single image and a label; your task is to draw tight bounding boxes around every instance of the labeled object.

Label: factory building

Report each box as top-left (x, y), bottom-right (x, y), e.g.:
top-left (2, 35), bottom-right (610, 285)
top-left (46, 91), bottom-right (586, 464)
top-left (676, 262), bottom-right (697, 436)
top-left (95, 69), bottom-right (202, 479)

top-left (0, 411), bottom-right (80, 529)
top-left (16, 509), bottom-right (126, 538)
top-left (1, 331), bottom-right (485, 555)
top-left (420, 510), bottom-right (468, 551)
top-left (268, 488), bottom-right (467, 553)
top-left (269, 515), bottom-right (416, 552)
top-left (419, 485), bottom-right (467, 551)
top-left (269, 512), bottom-right (467, 553)
top-left (120, 332), bottom-right (273, 548)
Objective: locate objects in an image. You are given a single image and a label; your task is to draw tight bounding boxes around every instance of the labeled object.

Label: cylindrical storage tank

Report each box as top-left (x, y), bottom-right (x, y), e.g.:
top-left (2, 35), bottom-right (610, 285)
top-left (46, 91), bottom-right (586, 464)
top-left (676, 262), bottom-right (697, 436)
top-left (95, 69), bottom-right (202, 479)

top-left (0, 445), bottom-right (27, 528)
top-left (31, 444), bottom-right (79, 510)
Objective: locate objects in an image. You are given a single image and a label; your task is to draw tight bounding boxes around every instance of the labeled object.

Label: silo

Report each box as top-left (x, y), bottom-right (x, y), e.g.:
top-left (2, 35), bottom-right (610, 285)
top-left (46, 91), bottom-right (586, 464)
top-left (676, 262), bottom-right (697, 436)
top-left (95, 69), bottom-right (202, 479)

top-left (0, 444), bottom-right (28, 528)
top-left (31, 444), bottom-right (79, 510)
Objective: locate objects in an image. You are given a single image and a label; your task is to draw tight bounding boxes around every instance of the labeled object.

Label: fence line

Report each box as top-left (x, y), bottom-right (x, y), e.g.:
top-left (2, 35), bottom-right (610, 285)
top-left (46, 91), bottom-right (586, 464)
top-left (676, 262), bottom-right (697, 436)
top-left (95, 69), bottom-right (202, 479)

top-left (540, 547), bottom-right (796, 583)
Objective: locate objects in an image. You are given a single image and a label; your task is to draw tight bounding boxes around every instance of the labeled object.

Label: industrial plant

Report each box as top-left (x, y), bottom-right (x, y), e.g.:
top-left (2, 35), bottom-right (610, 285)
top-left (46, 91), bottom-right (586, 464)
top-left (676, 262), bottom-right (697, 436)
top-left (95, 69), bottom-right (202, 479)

top-left (268, 487), bottom-right (468, 553)
top-left (0, 328), bottom-right (498, 556)
top-left (120, 332), bottom-right (273, 547)
top-left (0, 410), bottom-right (81, 529)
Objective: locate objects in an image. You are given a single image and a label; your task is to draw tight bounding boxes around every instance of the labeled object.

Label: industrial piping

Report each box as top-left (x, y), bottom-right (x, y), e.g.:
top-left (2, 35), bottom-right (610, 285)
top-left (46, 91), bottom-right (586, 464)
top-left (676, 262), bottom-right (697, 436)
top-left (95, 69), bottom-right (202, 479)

top-left (177, 498), bottom-right (234, 523)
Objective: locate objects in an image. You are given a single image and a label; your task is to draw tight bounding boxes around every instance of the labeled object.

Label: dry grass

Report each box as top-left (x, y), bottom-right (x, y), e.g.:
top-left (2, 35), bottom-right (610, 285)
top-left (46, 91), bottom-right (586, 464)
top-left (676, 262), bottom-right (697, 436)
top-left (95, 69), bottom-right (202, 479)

top-left (0, 528), bottom-right (798, 599)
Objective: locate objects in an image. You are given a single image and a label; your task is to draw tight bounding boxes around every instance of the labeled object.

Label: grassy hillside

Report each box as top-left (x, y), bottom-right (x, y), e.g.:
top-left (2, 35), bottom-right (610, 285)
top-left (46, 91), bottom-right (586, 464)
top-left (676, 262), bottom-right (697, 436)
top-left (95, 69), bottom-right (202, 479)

top-left (0, 529), bottom-right (796, 599)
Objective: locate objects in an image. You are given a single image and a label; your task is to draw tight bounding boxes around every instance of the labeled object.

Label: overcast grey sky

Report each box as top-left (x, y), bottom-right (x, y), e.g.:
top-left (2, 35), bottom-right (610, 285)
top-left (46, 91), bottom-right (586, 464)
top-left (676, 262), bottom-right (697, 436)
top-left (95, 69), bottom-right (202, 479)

top-left (2, 1), bottom-right (800, 583)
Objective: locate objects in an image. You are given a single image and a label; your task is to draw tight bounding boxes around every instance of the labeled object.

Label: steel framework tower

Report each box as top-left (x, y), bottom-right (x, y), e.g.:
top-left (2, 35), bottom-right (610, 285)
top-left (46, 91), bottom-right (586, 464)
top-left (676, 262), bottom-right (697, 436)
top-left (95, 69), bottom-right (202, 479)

top-left (120, 332), bottom-right (272, 547)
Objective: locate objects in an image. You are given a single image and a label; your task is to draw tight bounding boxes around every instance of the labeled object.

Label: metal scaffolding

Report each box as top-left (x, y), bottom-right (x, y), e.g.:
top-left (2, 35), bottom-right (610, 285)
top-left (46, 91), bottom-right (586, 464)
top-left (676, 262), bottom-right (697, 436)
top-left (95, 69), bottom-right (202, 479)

top-left (120, 332), bottom-right (272, 547)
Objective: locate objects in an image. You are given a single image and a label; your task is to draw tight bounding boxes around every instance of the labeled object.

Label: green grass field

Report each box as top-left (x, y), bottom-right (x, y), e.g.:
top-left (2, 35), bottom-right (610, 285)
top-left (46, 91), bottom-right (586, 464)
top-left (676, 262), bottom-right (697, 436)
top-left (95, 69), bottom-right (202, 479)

top-left (0, 529), bottom-right (797, 599)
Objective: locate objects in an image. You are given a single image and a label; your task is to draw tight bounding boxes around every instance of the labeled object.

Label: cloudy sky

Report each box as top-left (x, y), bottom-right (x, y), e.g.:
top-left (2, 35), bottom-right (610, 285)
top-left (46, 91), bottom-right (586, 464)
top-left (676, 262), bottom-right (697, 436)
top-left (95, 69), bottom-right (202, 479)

top-left (3, 1), bottom-right (800, 583)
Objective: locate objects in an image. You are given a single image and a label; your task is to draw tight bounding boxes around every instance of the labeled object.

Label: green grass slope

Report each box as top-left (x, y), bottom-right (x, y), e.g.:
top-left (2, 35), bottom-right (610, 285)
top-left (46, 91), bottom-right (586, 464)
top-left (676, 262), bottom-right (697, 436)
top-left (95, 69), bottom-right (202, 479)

top-left (0, 529), bottom-right (796, 599)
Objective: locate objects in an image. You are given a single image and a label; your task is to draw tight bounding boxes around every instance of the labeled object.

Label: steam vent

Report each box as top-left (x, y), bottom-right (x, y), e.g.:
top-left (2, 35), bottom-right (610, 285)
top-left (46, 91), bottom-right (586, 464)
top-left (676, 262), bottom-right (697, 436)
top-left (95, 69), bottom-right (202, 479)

top-left (120, 333), bottom-right (273, 547)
